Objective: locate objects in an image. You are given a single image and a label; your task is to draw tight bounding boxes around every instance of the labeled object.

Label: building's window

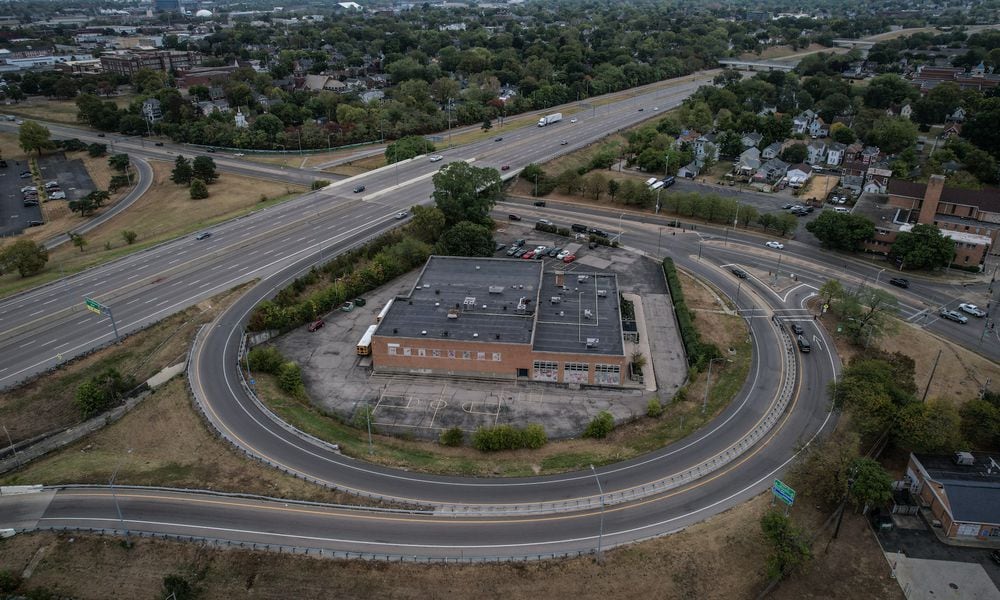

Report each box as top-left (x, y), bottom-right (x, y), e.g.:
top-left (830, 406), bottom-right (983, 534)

top-left (403, 347), bottom-right (412, 356)
top-left (964, 255), bottom-right (970, 263)
top-left (477, 351), bottom-right (486, 360)
top-left (594, 364), bottom-right (621, 385)
top-left (492, 352), bottom-right (502, 361)
top-left (417, 348), bottom-right (427, 357)
top-left (533, 361), bottom-right (558, 382)
top-left (448, 350), bottom-right (456, 359)
top-left (564, 362), bottom-right (590, 384)
top-left (388, 344), bottom-right (399, 356)
top-left (462, 351), bottom-right (471, 360)
top-left (432, 349), bottom-right (441, 358)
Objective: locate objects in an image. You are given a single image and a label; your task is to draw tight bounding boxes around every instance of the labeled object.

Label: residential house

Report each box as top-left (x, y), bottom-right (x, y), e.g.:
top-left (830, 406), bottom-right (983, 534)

top-left (841, 175), bottom-right (864, 196)
top-left (141, 98), bottom-right (162, 122)
top-left (845, 142), bottom-right (864, 161)
top-left (861, 146), bottom-right (881, 165)
top-left (826, 142), bottom-right (846, 166)
top-left (303, 75), bottom-right (347, 93)
top-left (360, 89), bottom-right (385, 104)
top-left (694, 133), bottom-right (720, 162)
top-left (735, 147), bottom-right (761, 176)
top-left (197, 99), bottom-right (230, 115)
top-left (761, 141), bottom-right (783, 161)
top-left (900, 103), bottom-right (913, 119)
top-left (948, 107), bottom-right (966, 122)
top-left (886, 103), bottom-right (913, 119)
top-left (678, 160), bottom-right (702, 179)
top-left (943, 123), bottom-right (963, 139)
top-left (865, 167), bottom-right (893, 194)
top-left (673, 130), bottom-right (701, 149)
top-left (741, 132), bottom-right (763, 149)
top-left (785, 163), bottom-right (813, 188)
top-left (753, 158), bottom-right (789, 183)
top-left (806, 140), bottom-right (827, 165)
top-left (808, 118), bottom-right (829, 138)
top-left (792, 113), bottom-right (811, 134)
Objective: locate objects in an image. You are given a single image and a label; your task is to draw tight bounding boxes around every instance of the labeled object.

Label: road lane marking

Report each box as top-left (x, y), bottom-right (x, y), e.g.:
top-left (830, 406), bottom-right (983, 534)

top-left (18, 340), bottom-right (35, 348)
top-left (29, 310), bottom-right (43, 316)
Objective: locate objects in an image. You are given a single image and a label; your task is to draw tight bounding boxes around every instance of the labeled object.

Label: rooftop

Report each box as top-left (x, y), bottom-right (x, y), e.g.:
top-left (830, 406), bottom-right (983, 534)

top-left (376, 256), bottom-right (624, 356)
top-left (887, 179), bottom-right (1000, 215)
top-left (915, 452), bottom-right (1000, 525)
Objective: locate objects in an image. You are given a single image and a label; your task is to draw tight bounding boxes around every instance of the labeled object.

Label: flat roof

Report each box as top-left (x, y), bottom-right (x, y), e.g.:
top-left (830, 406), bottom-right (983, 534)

top-left (376, 256), bottom-right (624, 356)
top-left (377, 256), bottom-right (543, 346)
top-left (915, 453), bottom-right (1000, 524)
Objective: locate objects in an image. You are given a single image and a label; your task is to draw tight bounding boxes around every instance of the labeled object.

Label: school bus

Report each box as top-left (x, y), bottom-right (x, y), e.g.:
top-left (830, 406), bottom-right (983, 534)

top-left (357, 324), bottom-right (378, 356)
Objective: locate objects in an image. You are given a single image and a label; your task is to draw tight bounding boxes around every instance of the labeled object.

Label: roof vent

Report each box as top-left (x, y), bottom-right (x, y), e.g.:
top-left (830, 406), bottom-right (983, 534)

top-left (489, 285), bottom-right (504, 294)
top-left (435, 302), bottom-right (440, 307)
top-left (475, 266), bottom-right (481, 270)
top-left (584, 309), bottom-right (593, 319)
top-left (597, 290), bottom-right (607, 297)
top-left (393, 328), bottom-right (398, 334)
top-left (423, 283), bottom-right (431, 289)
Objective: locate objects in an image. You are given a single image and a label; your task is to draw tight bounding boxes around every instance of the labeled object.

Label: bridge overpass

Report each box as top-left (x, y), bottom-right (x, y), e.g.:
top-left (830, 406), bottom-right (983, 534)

top-left (717, 59), bottom-right (796, 72)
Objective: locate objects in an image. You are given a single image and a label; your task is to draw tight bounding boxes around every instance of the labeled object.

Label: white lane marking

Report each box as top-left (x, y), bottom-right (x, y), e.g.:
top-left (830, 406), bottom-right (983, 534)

top-left (55, 342), bottom-right (69, 349)
top-left (211, 264), bottom-right (225, 271)
top-left (40, 339), bottom-right (58, 347)
top-left (19, 340), bottom-right (35, 348)
top-left (126, 274), bottom-right (142, 281)
top-left (29, 310), bottom-right (44, 316)
top-left (200, 282), bottom-right (213, 288)
top-left (156, 300), bottom-right (170, 307)
top-left (167, 259), bottom-right (180, 265)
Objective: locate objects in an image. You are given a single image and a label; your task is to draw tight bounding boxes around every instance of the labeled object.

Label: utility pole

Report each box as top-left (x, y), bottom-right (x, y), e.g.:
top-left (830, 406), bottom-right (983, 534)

top-left (3, 424), bottom-right (20, 470)
top-left (922, 349), bottom-right (942, 402)
top-left (589, 464), bottom-right (605, 565)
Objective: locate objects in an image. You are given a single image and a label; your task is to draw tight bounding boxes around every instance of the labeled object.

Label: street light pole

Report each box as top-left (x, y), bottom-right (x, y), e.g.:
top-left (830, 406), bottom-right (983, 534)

top-left (874, 268), bottom-right (886, 287)
top-left (618, 213), bottom-right (625, 243)
top-left (703, 357), bottom-right (724, 414)
top-left (110, 448), bottom-right (133, 546)
top-left (589, 464), bottom-right (605, 564)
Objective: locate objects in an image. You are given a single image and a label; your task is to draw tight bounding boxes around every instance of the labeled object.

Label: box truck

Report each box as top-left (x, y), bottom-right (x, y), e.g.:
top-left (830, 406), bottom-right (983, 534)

top-left (537, 112), bottom-right (562, 127)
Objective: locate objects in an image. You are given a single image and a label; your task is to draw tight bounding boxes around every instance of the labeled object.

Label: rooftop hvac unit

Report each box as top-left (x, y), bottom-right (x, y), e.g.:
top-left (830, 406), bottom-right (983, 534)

top-left (447, 310), bottom-right (460, 319)
top-left (597, 290), bottom-right (607, 297)
top-left (578, 275), bottom-right (589, 282)
top-left (584, 309), bottom-right (593, 319)
top-left (423, 283), bottom-right (431, 288)
top-left (463, 296), bottom-right (476, 310)
top-left (489, 286), bottom-right (504, 294)
top-left (551, 296), bottom-right (562, 304)
top-left (586, 338), bottom-right (599, 348)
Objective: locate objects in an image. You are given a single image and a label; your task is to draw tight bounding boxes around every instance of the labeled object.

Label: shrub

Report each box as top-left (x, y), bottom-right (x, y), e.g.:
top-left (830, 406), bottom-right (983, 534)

top-left (121, 230), bottom-right (137, 245)
top-left (74, 367), bottom-right (135, 418)
top-left (276, 361), bottom-right (304, 395)
top-left (311, 179), bottom-right (330, 190)
top-left (189, 177), bottom-right (208, 199)
top-left (584, 411), bottom-right (615, 438)
top-left (247, 346), bottom-right (284, 374)
top-left (162, 574), bottom-right (196, 600)
top-left (647, 398), bottom-right (663, 418)
top-left (522, 423), bottom-right (548, 449)
top-left (353, 405), bottom-right (376, 432)
top-left (662, 258), bottom-right (722, 370)
top-left (0, 570), bottom-right (23, 593)
top-left (472, 424), bottom-right (547, 451)
top-left (440, 426), bottom-right (464, 447)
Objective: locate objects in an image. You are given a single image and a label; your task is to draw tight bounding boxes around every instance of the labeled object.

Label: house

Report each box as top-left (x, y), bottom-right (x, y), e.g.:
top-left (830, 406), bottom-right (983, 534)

top-left (196, 99), bottom-right (230, 115)
top-left (736, 147), bottom-right (761, 175)
top-left (841, 175), bottom-right (864, 196)
top-left (943, 123), bottom-right (963, 139)
top-left (948, 107), bottom-right (966, 122)
top-left (694, 133), bottom-right (719, 162)
top-left (792, 113), bottom-right (811, 134)
top-left (303, 74), bottom-right (346, 93)
top-left (900, 103), bottom-right (913, 119)
top-left (808, 118), bottom-right (828, 138)
top-left (865, 167), bottom-right (892, 194)
top-left (861, 146), bottom-right (881, 164)
top-left (826, 142), bottom-right (846, 166)
top-left (360, 89), bottom-right (385, 104)
top-left (673, 130), bottom-right (701, 148)
top-left (904, 452), bottom-right (1000, 541)
top-left (741, 132), bottom-right (763, 149)
top-left (141, 98), bottom-right (162, 122)
top-left (678, 160), bottom-right (702, 178)
top-left (845, 142), bottom-right (864, 161)
top-left (785, 163), bottom-right (813, 188)
top-left (753, 158), bottom-right (789, 183)
top-left (807, 140), bottom-right (827, 165)
top-left (761, 141), bottom-right (783, 161)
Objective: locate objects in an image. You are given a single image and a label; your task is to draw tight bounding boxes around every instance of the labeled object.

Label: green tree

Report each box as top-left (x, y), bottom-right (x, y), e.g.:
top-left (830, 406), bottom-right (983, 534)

top-left (481, 118), bottom-right (492, 131)
top-left (760, 511), bottom-right (812, 581)
top-left (432, 162), bottom-right (502, 227)
top-left (18, 120), bottom-right (52, 156)
top-left (837, 287), bottom-right (898, 346)
top-left (965, 97), bottom-right (1000, 157)
top-left (556, 168), bottom-right (583, 195)
top-left (385, 135), bottom-right (436, 164)
top-left (277, 361), bottom-right (304, 396)
top-left (960, 399), bottom-right (1000, 449)
top-left (87, 142), bottom-right (107, 157)
top-left (251, 113), bottom-right (284, 143)
top-left (69, 233), bottom-right (87, 253)
top-left (788, 429), bottom-right (860, 508)
top-left (897, 399), bottom-right (963, 453)
top-left (192, 156), bottom-right (218, 183)
top-left (891, 224), bottom-right (956, 270)
top-left (805, 211), bottom-right (876, 251)
top-left (121, 230), bottom-right (137, 245)
top-left (434, 221), bottom-right (494, 257)
top-left (818, 279), bottom-right (844, 308)
top-left (189, 178), bottom-right (209, 200)
top-left (583, 411), bottom-right (615, 438)
top-left (780, 143), bottom-right (807, 164)
top-left (108, 153), bottom-right (129, 172)
top-left (69, 196), bottom-right (98, 216)
top-left (409, 204), bottom-right (447, 244)
top-left (863, 74), bottom-right (917, 109)
top-left (848, 457), bottom-right (893, 512)
top-left (869, 117), bottom-right (917, 154)
top-left (831, 125), bottom-right (856, 144)
top-left (607, 179), bottom-right (621, 203)
top-left (0, 239), bottom-right (48, 277)
top-left (74, 367), bottom-right (134, 418)
top-left (171, 155), bottom-right (193, 185)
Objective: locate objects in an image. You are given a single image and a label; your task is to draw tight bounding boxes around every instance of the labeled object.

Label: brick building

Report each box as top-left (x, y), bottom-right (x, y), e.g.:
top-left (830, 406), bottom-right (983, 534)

top-left (906, 452), bottom-right (1000, 540)
top-left (911, 65), bottom-right (1000, 93)
top-left (862, 175), bottom-right (994, 267)
top-left (99, 49), bottom-right (201, 76)
top-left (371, 256), bottom-right (628, 386)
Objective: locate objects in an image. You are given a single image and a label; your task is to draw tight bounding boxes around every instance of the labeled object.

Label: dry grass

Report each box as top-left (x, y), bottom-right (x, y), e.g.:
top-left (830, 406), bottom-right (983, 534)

top-left (324, 152), bottom-right (387, 177)
top-left (6, 96), bottom-right (134, 125)
top-left (798, 174), bottom-right (840, 203)
top-left (740, 43), bottom-right (831, 61)
top-left (246, 145), bottom-right (384, 170)
top-left (0, 495), bottom-right (899, 600)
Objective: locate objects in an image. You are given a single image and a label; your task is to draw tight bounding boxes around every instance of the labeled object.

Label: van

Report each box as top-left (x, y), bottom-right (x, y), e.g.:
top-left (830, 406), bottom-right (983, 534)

top-left (571, 223), bottom-right (588, 233)
top-left (833, 207), bottom-right (850, 214)
top-left (796, 335), bottom-right (811, 353)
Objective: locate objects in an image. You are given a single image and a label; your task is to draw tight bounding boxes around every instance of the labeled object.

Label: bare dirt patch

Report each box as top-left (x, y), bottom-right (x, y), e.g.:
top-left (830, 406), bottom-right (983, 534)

top-left (0, 495), bottom-right (899, 600)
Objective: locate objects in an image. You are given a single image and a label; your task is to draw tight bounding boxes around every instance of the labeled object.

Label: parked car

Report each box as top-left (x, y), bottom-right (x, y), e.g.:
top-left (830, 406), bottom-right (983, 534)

top-left (522, 250), bottom-right (536, 259)
top-left (888, 277), bottom-right (909, 289)
top-left (23, 200), bottom-right (38, 206)
top-left (514, 248), bottom-right (528, 257)
top-left (429, 155), bottom-right (443, 162)
top-left (782, 203), bottom-right (794, 209)
top-left (19, 171), bottom-right (31, 179)
top-left (940, 310), bottom-right (968, 324)
top-left (155, 142), bottom-right (164, 146)
top-left (308, 318), bottom-right (325, 332)
top-left (97, 133), bottom-right (105, 137)
top-left (570, 118), bottom-right (578, 123)
top-left (353, 185), bottom-right (366, 193)
top-left (340, 301), bottom-right (355, 312)
top-left (49, 192), bottom-right (66, 200)
top-left (495, 243), bottom-right (506, 252)
top-left (991, 550), bottom-right (1000, 566)
top-left (765, 241), bottom-right (785, 249)
top-left (560, 140), bottom-right (568, 145)
top-left (556, 250), bottom-right (571, 260)
top-left (731, 268), bottom-right (748, 279)
top-left (44, 181), bottom-right (58, 189)
top-left (20, 186), bottom-right (36, 193)
top-left (562, 254), bottom-right (577, 263)
top-left (547, 247), bottom-right (562, 258)
top-left (959, 303), bottom-right (987, 317)
top-left (195, 231), bottom-right (212, 240)
top-left (513, 239), bottom-right (525, 247)
top-left (508, 214), bottom-right (522, 221)
top-left (26, 220), bottom-right (43, 227)
top-left (506, 246), bottom-right (519, 256)
top-left (206, 147), bottom-right (216, 153)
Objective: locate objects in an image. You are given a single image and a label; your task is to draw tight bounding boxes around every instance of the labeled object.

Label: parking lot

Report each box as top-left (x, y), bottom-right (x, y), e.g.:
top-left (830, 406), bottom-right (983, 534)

top-left (36, 152), bottom-right (96, 203)
top-left (0, 152), bottom-right (96, 237)
top-left (0, 159), bottom-right (42, 237)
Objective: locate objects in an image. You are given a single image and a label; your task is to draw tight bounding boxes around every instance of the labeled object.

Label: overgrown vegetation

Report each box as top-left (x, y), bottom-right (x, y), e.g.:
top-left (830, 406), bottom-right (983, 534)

top-left (760, 511), bottom-right (812, 582)
top-left (583, 411), bottom-right (615, 439)
top-left (662, 258), bottom-right (722, 370)
top-left (472, 424), bottom-right (547, 451)
top-left (74, 367), bottom-right (139, 418)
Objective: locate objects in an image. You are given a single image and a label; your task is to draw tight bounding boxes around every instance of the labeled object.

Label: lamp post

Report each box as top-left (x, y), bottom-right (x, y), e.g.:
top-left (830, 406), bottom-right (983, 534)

top-left (702, 357), bottom-right (725, 414)
top-left (617, 213), bottom-right (625, 243)
top-left (110, 447), bottom-right (133, 546)
top-left (874, 268), bottom-right (886, 287)
top-left (657, 227), bottom-right (663, 258)
top-left (589, 464), bottom-right (605, 564)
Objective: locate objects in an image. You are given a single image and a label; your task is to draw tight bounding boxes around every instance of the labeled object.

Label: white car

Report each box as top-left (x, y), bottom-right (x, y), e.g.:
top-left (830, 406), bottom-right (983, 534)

top-left (20, 186), bottom-right (36, 193)
top-left (765, 241), bottom-right (785, 250)
top-left (959, 303), bottom-right (987, 317)
top-left (429, 155), bottom-right (443, 162)
top-left (537, 218), bottom-right (553, 226)
top-left (570, 118), bottom-right (578, 123)
top-left (556, 250), bottom-right (570, 260)
top-left (653, 106), bottom-right (659, 111)
top-left (395, 211), bottom-right (408, 219)
top-left (234, 152), bottom-right (245, 157)
top-left (49, 191), bottom-right (66, 199)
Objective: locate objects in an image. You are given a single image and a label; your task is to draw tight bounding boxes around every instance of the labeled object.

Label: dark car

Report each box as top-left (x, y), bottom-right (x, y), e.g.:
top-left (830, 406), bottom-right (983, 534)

top-left (991, 550), bottom-right (1000, 566)
top-left (26, 220), bottom-right (43, 227)
top-left (731, 268), bottom-right (748, 279)
top-left (97, 133), bottom-right (105, 137)
top-left (155, 141), bottom-right (164, 146)
top-left (940, 309), bottom-right (968, 324)
top-left (513, 239), bottom-right (525, 247)
top-left (505, 246), bottom-right (519, 256)
top-left (560, 140), bottom-right (568, 145)
top-left (889, 277), bottom-right (909, 289)
top-left (790, 323), bottom-right (804, 335)
top-left (508, 214), bottom-right (522, 221)
top-left (638, 107), bottom-right (644, 111)
top-left (353, 185), bottom-right (366, 193)
top-left (796, 335), bottom-right (811, 353)
top-left (533, 201), bottom-right (546, 207)
top-left (206, 147), bottom-right (216, 153)
top-left (547, 247), bottom-right (562, 257)
top-left (514, 248), bottom-right (528, 257)
top-left (501, 165), bottom-right (510, 171)
top-left (494, 137), bottom-right (503, 142)
top-left (308, 318), bottom-right (325, 332)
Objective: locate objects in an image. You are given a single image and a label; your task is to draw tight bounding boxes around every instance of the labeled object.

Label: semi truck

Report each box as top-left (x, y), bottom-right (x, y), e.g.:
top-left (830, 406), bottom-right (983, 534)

top-left (537, 112), bottom-right (562, 127)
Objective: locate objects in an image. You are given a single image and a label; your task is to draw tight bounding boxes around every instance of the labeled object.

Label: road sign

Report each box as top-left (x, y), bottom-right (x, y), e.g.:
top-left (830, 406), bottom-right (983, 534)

top-left (772, 479), bottom-right (796, 506)
top-left (84, 297), bottom-right (103, 314)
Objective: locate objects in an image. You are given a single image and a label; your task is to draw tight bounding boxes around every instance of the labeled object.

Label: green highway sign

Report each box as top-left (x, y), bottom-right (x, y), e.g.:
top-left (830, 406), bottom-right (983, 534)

top-left (84, 297), bottom-right (103, 315)
top-left (773, 479), bottom-right (796, 505)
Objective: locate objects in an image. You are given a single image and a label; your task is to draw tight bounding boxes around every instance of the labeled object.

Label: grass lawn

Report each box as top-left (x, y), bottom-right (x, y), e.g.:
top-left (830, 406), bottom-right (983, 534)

top-left (0, 159), bottom-right (305, 299)
top-left (246, 144), bottom-right (384, 170)
top-left (6, 95), bottom-right (135, 126)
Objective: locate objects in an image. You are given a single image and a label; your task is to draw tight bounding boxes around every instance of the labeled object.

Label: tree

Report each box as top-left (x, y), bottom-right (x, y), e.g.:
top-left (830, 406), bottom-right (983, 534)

top-left (863, 74), bottom-right (916, 109)
top-left (481, 118), bottom-right (492, 131)
top-left (780, 143), bottom-right (807, 164)
top-left (584, 172), bottom-right (608, 201)
top-left (171, 155), bottom-right (193, 185)
top-left (0, 239), bottom-right (48, 277)
top-left (965, 97), bottom-right (1000, 157)
top-left (192, 156), bottom-right (218, 184)
top-left (960, 399), bottom-right (1000, 449)
top-left (385, 135), bottom-right (436, 164)
top-left (70, 232), bottom-right (87, 253)
top-left (108, 153), bottom-right (129, 172)
top-left (831, 124), bottom-right (856, 144)
top-left (838, 287), bottom-right (898, 346)
top-left (805, 211), bottom-right (876, 251)
top-left (189, 178), bottom-right (209, 199)
top-left (121, 230), bottom-right (137, 245)
top-left (408, 205), bottom-right (447, 244)
top-left (434, 221), bottom-right (494, 257)
top-left (869, 117), bottom-right (917, 155)
top-left (891, 224), bottom-right (956, 270)
top-left (760, 511), bottom-right (811, 581)
top-left (896, 399), bottom-right (963, 453)
top-left (848, 457), bottom-right (893, 512)
top-left (818, 279), bottom-right (844, 308)
top-left (788, 429), bottom-right (860, 509)
top-left (74, 367), bottom-right (134, 418)
top-left (277, 361), bottom-right (304, 396)
top-left (251, 113), bottom-right (284, 143)
top-left (432, 162), bottom-right (502, 227)
top-left (87, 143), bottom-right (107, 157)
top-left (18, 120), bottom-right (52, 156)
top-left (607, 179), bottom-right (620, 203)
top-left (556, 168), bottom-right (583, 195)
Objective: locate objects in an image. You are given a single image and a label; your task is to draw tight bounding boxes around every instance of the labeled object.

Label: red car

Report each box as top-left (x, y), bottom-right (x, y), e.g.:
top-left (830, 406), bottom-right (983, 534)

top-left (562, 254), bottom-right (576, 263)
top-left (522, 250), bottom-right (536, 259)
top-left (501, 165), bottom-right (510, 171)
top-left (307, 318), bottom-right (325, 332)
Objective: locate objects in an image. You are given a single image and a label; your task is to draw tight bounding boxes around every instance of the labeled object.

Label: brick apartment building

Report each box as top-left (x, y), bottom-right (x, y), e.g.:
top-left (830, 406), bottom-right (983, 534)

top-left (371, 256), bottom-right (629, 386)
top-left (100, 49), bottom-right (201, 76)
top-left (862, 175), bottom-right (994, 268)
